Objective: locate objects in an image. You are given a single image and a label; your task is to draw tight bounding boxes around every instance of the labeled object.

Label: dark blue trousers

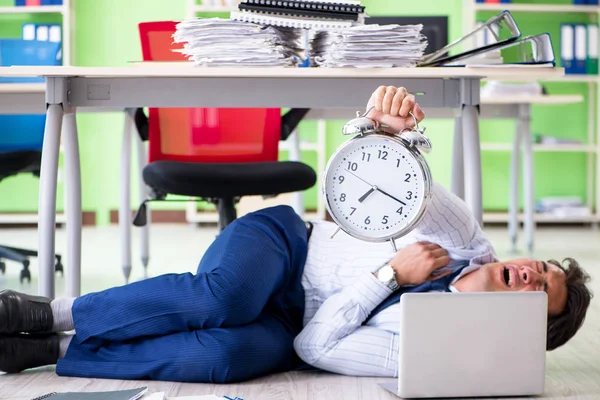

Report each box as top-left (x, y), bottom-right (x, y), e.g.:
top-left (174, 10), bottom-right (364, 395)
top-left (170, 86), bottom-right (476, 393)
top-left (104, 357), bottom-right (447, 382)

top-left (55, 205), bottom-right (309, 383)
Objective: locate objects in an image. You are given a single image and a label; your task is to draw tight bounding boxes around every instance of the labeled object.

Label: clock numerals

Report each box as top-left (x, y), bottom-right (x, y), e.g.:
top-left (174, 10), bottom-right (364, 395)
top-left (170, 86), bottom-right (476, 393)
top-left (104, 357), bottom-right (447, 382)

top-left (338, 176), bottom-right (345, 184)
top-left (382, 215), bottom-right (389, 225)
top-left (396, 158), bottom-right (401, 168)
top-left (364, 216), bottom-right (371, 225)
top-left (362, 152), bottom-right (371, 162)
top-left (406, 191), bottom-right (413, 200)
top-left (340, 193), bottom-right (347, 202)
top-left (350, 207), bottom-right (357, 215)
top-left (396, 207), bottom-right (403, 215)
top-left (404, 173), bottom-right (411, 182)
top-left (378, 150), bottom-right (388, 160)
top-left (347, 161), bottom-right (358, 171)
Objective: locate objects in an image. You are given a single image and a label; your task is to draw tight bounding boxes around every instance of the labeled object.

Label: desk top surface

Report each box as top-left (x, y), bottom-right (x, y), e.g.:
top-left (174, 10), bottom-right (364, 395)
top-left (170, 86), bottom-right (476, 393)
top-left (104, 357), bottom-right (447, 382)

top-left (0, 65), bottom-right (565, 80)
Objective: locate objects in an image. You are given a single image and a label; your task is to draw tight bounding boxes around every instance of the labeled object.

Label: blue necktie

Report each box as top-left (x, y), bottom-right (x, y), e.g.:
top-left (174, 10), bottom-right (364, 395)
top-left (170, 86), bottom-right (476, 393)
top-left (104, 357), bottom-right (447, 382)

top-left (365, 264), bottom-right (470, 323)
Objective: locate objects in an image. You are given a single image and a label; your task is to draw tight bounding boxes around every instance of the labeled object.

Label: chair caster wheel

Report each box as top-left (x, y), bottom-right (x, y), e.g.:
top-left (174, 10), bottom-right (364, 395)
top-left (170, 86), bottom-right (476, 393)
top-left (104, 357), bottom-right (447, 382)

top-left (0, 261), bottom-right (5, 275)
top-left (20, 268), bottom-right (31, 284)
top-left (55, 262), bottom-right (64, 276)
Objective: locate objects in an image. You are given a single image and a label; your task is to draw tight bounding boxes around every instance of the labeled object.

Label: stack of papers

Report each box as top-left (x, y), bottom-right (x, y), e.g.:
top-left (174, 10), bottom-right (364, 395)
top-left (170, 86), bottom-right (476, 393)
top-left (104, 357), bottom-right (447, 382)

top-left (309, 24), bottom-right (428, 68)
top-left (172, 18), bottom-right (303, 67)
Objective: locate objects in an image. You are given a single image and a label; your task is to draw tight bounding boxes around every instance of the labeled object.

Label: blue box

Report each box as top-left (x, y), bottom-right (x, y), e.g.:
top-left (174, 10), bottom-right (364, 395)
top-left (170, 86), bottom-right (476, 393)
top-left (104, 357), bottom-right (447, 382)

top-left (14, 0), bottom-right (26, 5)
top-left (0, 40), bottom-right (61, 151)
top-left (0, 39), bottom-right (61, 83)
top-left (0, 114), bottom-right (46, 151)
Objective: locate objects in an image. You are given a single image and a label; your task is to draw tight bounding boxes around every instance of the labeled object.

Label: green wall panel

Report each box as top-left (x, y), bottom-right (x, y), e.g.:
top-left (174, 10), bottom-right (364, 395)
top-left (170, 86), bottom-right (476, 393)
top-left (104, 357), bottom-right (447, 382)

top-left (0, 0), bottom-right (594, 223)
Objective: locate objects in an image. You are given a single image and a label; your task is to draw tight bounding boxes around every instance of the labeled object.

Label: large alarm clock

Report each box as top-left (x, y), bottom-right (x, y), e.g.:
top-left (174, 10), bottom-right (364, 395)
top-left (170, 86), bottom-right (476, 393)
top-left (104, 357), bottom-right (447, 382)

top-left (323, 107), bottom-right (433, 252)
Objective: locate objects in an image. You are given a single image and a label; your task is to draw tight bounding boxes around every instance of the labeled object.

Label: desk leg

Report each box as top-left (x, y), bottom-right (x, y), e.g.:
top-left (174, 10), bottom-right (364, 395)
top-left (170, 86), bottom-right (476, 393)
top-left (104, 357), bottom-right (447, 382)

top-left (62, 111), bottom-right (82, 297)
top-left (135, 130), bottom-right (150, 277)
top-left (520, 104), bottom-right (535, 256)
top-left (509, 117), bottom-right (521, 255)
top-left (288, 130), bottom-right (305, 216)
top-left (39, 104), bottom-right (64, 299)
top-left (461, 105), bottom-right (483, 226)
top-left (451, 114), bottom-right (465, 199)
top-left (120, 112), bottom-right (133, 283)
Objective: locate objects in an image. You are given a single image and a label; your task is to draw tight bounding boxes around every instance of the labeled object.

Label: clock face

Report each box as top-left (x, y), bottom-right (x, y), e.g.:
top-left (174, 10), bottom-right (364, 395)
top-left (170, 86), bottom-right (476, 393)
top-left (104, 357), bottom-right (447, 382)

top-left (324, 134), bottom-right (428, 242)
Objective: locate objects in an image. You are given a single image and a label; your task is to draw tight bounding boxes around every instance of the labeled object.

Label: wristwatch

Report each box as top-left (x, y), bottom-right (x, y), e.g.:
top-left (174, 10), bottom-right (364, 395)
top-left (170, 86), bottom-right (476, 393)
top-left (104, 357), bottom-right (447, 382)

top-left (374, 264), bottom-right (400, 291)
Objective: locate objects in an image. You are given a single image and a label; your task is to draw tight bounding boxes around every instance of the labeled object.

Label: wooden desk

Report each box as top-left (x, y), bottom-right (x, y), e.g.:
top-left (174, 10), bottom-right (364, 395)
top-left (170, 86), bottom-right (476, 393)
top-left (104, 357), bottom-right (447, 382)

top-left (0, 65), bottom-right (565, 298)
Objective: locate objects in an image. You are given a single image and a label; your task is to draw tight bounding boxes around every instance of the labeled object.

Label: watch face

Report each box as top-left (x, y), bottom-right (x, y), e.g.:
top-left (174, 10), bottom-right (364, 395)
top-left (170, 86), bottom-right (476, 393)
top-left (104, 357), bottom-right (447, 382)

top-left (378, 265), bottom-right (394, 282)
top-left (324, 134), bottom-right (431, 242)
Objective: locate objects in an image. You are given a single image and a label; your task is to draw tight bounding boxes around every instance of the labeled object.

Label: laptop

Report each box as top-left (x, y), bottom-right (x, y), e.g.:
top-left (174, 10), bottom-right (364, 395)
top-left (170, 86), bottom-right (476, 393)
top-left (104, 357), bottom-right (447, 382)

top-left (379, 291), bottom-right (548, 398)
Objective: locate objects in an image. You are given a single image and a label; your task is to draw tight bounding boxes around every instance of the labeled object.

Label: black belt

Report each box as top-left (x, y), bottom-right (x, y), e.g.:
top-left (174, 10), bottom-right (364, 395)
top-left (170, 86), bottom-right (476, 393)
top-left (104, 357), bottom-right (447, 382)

top-left (306, 221), bottom-right (314, 241)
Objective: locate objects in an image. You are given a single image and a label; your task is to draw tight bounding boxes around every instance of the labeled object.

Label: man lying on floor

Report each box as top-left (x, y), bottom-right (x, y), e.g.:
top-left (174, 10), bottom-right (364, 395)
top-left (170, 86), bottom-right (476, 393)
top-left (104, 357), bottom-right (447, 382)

top-left (0, 86), bottom-right (593, 383)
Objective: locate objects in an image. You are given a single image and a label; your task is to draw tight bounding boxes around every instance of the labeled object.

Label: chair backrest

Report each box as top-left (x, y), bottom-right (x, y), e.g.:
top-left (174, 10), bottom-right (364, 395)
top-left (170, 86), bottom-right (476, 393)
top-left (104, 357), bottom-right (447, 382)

top-left (138, 21), bottom-right (281, 163)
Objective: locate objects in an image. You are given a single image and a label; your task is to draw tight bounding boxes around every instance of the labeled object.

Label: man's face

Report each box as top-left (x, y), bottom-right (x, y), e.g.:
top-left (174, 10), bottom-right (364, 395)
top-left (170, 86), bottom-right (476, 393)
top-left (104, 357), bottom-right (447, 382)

top-left (455, 258), bottom-right (568, 316)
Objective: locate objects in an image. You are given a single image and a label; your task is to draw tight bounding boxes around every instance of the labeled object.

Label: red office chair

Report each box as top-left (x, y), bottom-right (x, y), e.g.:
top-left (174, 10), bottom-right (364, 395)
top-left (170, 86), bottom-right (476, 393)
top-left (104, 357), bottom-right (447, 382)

top-left (134, 21), bottom-right (316, 230)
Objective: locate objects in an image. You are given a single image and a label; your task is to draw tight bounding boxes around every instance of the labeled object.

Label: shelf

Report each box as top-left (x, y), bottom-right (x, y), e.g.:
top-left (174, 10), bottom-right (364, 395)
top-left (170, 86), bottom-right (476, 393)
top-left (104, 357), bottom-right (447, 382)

top-left (483, 212), bottom-right (596, 224)
top-left (279, 141), bottom-right (321, 152)
top-left (540, 75), bottom-right (599, 83)
top-left (193, 5), bottom-right (237, 12)
top-left (481, 94), bottom-right (584, 105)
top-left (0, 5), bottom-right (65, 14)
top-left (481, 143), bottom-right (596, 152)
top-left (474, 3), bottom-right (600, 13)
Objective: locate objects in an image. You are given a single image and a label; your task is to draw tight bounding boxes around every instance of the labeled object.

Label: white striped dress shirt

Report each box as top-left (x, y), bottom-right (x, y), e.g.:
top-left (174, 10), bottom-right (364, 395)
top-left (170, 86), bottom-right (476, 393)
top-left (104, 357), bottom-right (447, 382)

top-left (293, 182), bottom-right (499, 377)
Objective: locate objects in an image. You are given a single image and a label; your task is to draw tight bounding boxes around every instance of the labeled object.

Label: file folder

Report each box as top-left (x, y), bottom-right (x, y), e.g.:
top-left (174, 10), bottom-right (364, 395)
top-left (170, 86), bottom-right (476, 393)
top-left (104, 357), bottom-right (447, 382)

top-left (561, 24), bottom-right (575, 74)
top-left (587, 24), bottom-right (598, 74)
top-left (575, 24), bottom-right (587, 74)
top-left (22, 23), bottom-right (36, 40)
top-left (49, 24), bottom-right (62, 64)
top-left (36, 24), bottom-right (49, 41)
top-left (419, 11), bottom-right (520, 67)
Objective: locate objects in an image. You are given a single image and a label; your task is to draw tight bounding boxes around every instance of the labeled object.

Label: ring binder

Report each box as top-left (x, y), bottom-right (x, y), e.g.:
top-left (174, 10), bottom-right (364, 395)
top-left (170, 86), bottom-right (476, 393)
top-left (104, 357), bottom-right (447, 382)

top-left (230, 11), bottom-right (354, 29)
top-left (239, 0), bottom-right (365, 21)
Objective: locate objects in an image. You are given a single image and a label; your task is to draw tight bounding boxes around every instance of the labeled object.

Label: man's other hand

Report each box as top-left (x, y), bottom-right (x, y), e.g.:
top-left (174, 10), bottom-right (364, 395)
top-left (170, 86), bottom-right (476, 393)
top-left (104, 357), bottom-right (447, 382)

top-left (366, 86), bottom-right (425, 133)
top-left (389, 241), bottom-right (451, 286)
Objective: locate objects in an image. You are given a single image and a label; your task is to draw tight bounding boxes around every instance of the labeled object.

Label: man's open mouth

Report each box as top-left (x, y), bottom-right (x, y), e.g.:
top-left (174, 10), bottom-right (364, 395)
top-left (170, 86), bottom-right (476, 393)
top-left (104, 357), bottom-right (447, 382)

top-left (503, 266), bottom-right (511, 287)
top-left (502, 266), bottom-right (519, 288)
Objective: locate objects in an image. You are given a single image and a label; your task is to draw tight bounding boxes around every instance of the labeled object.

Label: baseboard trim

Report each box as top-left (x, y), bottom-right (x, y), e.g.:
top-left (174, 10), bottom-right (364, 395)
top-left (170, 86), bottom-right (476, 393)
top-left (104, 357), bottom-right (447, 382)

top-left (109, 209), bottom-right (190, 224)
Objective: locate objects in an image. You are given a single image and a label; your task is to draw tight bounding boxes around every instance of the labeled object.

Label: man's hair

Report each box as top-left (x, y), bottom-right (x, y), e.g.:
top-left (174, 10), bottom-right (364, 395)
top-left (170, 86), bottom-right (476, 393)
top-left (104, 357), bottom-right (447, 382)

top-left (546, 258), bottom-right (593, 351)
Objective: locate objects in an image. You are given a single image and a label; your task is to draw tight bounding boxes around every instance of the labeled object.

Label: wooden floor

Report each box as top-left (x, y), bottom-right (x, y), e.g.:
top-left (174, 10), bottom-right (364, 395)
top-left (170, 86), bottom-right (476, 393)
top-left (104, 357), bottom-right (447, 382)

top-left (0, 223), bottom-right (599, 399)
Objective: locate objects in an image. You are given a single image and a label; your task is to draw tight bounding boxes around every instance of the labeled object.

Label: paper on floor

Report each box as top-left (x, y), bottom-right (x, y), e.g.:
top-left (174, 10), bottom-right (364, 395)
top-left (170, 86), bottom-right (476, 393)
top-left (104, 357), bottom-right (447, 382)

top-left (143, 394), bottom-right (240, 400)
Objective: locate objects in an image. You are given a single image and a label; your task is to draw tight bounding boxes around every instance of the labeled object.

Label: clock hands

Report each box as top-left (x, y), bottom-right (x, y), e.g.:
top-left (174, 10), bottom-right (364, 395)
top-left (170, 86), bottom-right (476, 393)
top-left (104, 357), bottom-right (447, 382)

top-left (358, 188), bottom-right (375, 203)
top-left (345, 169), bottom-right (407, 206)
top-left (377, 188), bottom-right (407, 206)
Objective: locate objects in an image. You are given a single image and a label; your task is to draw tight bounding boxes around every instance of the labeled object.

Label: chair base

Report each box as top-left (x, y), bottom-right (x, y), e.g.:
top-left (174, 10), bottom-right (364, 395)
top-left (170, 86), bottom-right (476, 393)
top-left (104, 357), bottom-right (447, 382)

top-left (215, 197), bottom-right (237, 232)
top-left (0, 246), bottom-right (63, 284)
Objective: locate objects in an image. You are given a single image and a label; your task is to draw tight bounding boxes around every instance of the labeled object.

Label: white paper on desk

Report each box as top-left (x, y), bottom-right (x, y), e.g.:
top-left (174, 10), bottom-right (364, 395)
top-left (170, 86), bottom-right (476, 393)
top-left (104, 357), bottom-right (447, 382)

top-left (310, 23), bottom-right (428, 68)
top-left (173, 18), bottom-right (303, 67)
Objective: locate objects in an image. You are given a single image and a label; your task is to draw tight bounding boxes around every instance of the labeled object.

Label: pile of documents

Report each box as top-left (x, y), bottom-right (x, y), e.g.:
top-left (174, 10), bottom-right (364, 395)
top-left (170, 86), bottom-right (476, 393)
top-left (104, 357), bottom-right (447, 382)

top-left (172, 18), bottom-right (303, 67)
top-left (310, 24), bottom-right (428, 68)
